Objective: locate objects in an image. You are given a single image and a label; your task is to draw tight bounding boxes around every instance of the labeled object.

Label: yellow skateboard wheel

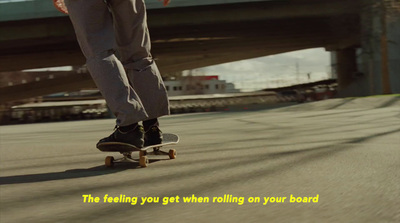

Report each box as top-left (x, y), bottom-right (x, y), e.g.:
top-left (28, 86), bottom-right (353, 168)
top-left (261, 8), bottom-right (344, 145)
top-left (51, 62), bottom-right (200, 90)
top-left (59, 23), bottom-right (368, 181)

top-left (105, 156), bottom-right (114, 167)
top-left (168, 149), bottom-right (177, 159)
top-left (139, 156), bottom-right (149, 167)
top-left (139, 150), bottom-right (146, 157)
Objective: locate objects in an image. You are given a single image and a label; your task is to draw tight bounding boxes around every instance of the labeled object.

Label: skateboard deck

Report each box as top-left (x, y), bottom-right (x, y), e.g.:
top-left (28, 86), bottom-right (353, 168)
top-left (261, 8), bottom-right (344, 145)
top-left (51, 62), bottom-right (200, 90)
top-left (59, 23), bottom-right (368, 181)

top-left (97, 133), bottom-right (179, 167)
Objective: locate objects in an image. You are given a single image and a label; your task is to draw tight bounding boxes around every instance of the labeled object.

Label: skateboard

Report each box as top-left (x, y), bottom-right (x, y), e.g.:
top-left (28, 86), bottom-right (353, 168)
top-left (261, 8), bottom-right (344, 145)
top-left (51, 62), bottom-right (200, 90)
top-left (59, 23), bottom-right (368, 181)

top-left (97, 133), bottom-right (179, 168)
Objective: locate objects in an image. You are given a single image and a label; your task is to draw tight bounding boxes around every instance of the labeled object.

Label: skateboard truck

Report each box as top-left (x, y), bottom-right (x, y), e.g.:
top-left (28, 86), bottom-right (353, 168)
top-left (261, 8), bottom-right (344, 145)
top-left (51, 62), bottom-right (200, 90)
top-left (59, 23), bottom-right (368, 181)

top-left (105, 148), bottom-right (177, 168)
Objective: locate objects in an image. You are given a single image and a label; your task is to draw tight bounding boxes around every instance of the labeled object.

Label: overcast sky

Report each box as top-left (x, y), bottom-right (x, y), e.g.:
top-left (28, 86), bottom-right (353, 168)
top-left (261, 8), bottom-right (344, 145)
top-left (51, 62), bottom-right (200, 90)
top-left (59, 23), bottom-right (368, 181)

top-left (192, 48), bottom-right (332, 91)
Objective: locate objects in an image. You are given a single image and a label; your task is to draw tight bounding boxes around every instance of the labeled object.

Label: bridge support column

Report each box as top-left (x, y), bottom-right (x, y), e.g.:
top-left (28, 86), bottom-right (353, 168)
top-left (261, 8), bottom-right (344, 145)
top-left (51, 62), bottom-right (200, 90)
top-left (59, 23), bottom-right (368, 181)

top-left (358, 0), bottom-right (400, 95)
top-left (335, 0), bottom-right (400, 97)
top-left (335, 48), bottom-right (358, 95)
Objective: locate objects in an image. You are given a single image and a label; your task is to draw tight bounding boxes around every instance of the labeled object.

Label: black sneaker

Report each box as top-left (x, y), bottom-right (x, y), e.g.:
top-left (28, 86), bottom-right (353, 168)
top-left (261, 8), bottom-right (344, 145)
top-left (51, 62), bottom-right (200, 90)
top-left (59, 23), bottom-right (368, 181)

top-left (144, 126), bottom-right (163, 146)
top-left (97, 125), bottom-right (145, 148)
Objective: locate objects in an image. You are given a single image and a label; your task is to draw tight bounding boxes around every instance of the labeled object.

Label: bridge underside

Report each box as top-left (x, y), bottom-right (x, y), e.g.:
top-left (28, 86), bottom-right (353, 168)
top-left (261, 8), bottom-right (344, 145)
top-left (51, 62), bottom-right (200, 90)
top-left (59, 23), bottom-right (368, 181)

top-left (0, 0), bottom-right (361, 102)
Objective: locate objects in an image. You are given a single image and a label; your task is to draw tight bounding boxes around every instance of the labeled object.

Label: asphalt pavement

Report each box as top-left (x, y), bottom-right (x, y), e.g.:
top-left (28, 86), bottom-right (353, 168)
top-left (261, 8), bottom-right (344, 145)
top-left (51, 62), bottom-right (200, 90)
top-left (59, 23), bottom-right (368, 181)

top-left (1, 95), bottom-right (399, 223)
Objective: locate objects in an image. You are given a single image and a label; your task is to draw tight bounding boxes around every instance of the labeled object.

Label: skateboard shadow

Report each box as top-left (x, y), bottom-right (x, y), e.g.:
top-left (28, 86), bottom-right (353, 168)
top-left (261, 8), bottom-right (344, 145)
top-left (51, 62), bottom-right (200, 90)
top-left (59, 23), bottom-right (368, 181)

top-left (0, 164), bottom-right (138, 185)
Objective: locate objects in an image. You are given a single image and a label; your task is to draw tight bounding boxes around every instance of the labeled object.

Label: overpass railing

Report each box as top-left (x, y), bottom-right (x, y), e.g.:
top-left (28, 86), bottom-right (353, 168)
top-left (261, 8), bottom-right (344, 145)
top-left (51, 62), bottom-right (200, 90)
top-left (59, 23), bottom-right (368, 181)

top-left (0, 0), bottom-right (271, 22)
top-left (0, 91), bottom-right (299, 124)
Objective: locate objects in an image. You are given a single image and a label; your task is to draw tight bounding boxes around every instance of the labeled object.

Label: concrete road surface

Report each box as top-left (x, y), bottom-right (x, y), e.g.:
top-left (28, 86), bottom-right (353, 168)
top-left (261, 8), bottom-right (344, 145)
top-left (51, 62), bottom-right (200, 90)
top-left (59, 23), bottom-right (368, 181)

top-left (1, 96), bottom-right (399, 223)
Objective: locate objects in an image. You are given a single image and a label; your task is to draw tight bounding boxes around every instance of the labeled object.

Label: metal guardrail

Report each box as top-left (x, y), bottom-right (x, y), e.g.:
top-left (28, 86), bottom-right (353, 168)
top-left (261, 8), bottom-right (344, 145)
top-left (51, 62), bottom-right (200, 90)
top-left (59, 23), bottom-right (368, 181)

top-left (169, 92), bottom-right (298, 113)
top-left (1, 91), bottom-right (299, 124)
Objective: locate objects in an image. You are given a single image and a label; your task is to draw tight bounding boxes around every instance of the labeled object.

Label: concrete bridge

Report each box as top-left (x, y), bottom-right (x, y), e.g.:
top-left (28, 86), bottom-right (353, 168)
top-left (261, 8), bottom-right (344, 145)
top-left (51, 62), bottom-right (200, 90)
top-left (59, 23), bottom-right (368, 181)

top-left (0, 0), bottom-right (399, 102)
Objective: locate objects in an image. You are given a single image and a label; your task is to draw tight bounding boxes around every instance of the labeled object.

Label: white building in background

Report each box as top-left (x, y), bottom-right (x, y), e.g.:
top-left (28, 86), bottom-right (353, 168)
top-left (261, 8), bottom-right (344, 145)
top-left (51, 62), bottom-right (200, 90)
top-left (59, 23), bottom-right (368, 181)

top-left (164, 75), bottom-right (240, 96)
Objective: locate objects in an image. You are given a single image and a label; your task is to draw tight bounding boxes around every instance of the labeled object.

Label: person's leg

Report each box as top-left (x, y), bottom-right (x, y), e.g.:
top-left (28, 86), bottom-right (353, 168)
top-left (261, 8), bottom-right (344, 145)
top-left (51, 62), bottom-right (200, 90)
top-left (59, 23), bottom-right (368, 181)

top-left (108, 0), bottom-right (170, 121)
top-left (65, 0), bottom-right (146, 147)
top-left (108, 0), bottom-right (169, 145)
top-left (65, 0), bottom-right (148, 127)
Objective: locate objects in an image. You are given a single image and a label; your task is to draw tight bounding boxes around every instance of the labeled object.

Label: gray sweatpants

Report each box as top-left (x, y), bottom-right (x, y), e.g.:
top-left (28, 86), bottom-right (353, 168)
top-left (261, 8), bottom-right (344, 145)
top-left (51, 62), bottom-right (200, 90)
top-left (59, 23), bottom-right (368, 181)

top-left (65, 0), bottom-right (170, 126)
